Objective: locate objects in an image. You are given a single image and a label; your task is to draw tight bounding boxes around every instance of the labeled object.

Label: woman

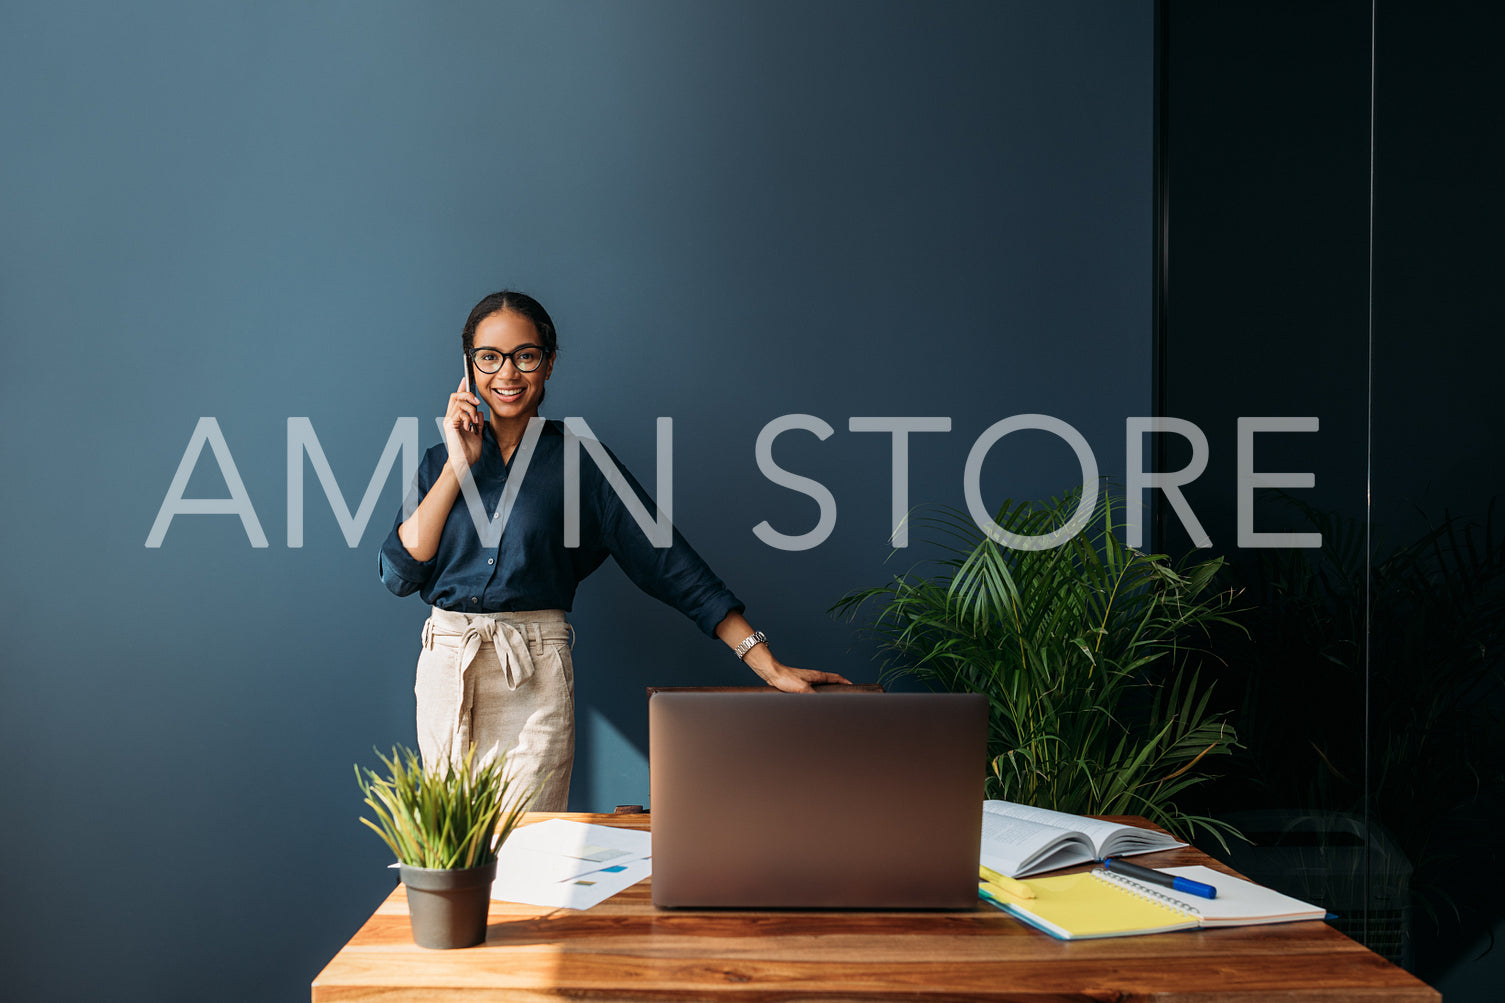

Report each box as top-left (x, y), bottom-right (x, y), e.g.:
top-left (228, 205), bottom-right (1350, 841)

top-left (379, 290), bottom-right (848, 809)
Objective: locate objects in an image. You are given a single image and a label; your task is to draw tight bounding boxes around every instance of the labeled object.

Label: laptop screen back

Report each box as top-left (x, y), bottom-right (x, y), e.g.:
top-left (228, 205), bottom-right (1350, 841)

top-left (649, 692), bottom-right (986, 909)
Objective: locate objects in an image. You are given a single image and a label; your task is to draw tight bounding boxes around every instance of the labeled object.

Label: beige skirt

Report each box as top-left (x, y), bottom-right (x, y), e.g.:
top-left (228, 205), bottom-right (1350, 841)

top-left (414, 606), bottom-right (575, 812)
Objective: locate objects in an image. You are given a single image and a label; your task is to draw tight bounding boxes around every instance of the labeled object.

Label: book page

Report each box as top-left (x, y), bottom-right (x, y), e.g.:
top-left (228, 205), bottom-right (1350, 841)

top-left (985, 800), bottom-right (1182, 858)
top-left (979, 808), bottom-right (1093, 876)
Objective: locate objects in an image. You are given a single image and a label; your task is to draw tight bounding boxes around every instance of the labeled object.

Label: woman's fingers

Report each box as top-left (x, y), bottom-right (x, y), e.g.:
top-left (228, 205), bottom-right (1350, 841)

top-left (785, 668), bottom-right (853, 692)
top-left (760, 664), bottom-right (852, 693)
top-left (447, 390), bottom-right (481, 431)
top-left (794, 669), bottom-right (852, 687)
top-left (457, 377), bottom-right (486, 431)
top-left (785, 664), bottom-right (851, 684)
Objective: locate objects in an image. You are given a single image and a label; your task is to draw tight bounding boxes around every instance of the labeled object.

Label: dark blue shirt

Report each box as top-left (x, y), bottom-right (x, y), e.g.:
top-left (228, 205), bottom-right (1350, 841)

top-left (378, 420), bottom-right (743, 637)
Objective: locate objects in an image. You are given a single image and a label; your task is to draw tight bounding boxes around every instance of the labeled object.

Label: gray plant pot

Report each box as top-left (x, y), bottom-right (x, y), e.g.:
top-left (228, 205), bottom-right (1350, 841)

top-left (399, 860), bottom-right (498, 949)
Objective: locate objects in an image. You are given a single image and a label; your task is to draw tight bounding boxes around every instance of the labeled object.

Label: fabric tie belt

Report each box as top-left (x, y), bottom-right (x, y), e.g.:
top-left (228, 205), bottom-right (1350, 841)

top-left (421, 607), bottom-right (567, 766)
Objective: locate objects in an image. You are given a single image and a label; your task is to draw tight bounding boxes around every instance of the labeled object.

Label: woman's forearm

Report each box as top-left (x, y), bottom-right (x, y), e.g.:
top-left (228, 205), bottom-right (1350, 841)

top-left (715, 611), bottom-right (764, 659)
top-left (714, 611), bottom-right (852, 692)
top-left (397, 465), bottom-right (463, 562)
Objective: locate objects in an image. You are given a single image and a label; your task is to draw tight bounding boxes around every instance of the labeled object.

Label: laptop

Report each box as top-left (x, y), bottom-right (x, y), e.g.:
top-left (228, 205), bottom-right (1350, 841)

top-left (649, 691), bottom-right (987, 909)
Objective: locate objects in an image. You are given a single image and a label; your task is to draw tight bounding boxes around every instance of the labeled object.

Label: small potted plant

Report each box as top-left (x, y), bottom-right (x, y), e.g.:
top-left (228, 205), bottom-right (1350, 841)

top-left (355, 743), bottom-right (537, 949)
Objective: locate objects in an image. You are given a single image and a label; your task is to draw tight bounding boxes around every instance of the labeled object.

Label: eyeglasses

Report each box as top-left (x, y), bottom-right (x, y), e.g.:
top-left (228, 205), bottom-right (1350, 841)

top-left (470, 344), bottom-right (549, 374)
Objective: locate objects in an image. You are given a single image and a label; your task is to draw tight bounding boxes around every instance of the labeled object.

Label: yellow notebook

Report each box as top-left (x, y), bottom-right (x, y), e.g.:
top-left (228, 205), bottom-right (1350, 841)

top-left (980, 869), bottom-right (1199, 940)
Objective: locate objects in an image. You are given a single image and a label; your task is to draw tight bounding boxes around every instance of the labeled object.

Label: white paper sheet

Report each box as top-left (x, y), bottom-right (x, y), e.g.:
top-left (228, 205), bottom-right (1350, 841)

top-left (490, 819), bottom-right (653, 910)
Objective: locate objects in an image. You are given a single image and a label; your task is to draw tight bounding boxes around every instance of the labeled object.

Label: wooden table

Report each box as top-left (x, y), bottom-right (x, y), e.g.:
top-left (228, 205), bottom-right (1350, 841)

top-left (313, 813), bottom-right (1440, 1002)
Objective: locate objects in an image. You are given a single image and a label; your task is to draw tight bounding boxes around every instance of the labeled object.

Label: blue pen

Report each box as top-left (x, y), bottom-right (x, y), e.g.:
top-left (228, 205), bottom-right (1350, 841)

top-left (1103, 857), bottom-right (1217, 899)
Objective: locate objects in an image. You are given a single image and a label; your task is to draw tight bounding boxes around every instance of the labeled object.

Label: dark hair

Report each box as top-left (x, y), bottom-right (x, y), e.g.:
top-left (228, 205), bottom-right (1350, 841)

top-left (461, 290), bottom-right (559, 356)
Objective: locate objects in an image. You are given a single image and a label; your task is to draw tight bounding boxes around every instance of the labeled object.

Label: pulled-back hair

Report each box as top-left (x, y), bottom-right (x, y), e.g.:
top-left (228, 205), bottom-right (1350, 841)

top-left (461, 290), bottom-right (559, 356)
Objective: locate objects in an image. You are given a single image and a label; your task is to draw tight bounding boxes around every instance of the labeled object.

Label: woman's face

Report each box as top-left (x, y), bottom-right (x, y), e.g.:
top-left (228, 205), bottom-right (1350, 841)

top-left (471, 310), bottom-right (554, 423)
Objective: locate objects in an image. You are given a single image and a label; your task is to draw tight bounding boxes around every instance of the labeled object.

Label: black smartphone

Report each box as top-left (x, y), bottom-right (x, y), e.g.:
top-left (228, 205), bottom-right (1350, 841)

top-left (464, 351), bottom-right (484, 431)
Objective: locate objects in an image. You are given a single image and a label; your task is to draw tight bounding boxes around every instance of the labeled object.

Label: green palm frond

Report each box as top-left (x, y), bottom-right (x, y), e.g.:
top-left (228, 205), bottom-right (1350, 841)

top-left (833, 489), bottom-right (1247, 845)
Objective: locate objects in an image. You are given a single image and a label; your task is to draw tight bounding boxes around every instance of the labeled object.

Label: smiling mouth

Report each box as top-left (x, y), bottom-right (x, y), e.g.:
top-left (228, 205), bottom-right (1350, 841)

top-left (493, 386), bottom-right (525, 400)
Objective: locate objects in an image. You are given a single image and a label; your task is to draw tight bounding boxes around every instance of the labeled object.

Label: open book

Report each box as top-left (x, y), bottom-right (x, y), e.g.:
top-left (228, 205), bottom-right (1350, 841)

top-left (979, 800), bottom-right (1185, 878)
top-left (982, 865), bottom-right (1326, 940)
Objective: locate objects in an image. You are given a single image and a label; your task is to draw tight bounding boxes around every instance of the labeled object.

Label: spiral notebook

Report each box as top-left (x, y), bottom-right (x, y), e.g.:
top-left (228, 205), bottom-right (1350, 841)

top-left (983, 865), bottom-right (1326, 940)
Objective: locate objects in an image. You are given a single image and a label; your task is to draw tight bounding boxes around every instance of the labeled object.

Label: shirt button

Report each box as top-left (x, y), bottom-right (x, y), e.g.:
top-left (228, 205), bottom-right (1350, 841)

top-left (470, 597), bottom-right (479, 603)
top-left (488, 558), bottom-right (494, 565)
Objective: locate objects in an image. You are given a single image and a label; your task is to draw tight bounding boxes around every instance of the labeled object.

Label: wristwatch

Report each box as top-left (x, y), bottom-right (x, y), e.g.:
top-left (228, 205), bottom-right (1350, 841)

top-left (733, 630), bottom-right (767, 660)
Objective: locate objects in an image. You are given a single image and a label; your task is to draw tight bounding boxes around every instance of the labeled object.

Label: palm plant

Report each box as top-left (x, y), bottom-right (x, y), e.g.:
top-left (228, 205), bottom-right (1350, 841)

top-left (833, 491), bottom-right (1246, 846)
top-left (355, 744), bottom-right (537, 870)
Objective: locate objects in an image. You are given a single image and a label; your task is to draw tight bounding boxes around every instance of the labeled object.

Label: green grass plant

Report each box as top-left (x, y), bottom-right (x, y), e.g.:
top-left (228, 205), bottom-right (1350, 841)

top-left (833, 491), bottom-right (1246, 847)
top-left (355, 744), bottom-right (537, 870)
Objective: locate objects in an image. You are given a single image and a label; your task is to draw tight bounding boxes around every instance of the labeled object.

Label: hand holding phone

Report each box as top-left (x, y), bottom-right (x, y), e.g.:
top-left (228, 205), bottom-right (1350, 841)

top-left (444, 372), bottom-right (485, 475)
top-left (464, 352), bottom-right (485, 432)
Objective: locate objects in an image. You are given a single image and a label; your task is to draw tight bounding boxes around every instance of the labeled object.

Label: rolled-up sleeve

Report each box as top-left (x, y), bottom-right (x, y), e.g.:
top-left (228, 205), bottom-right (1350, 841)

top-left (379, 520), bottom-right (435, 596)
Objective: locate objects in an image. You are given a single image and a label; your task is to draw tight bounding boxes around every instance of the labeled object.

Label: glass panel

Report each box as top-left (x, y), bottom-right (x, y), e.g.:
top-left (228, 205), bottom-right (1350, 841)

top-left (1160, 0), bottom-right (1382, 966)
top-left (1163, 4), bottom-right (1505, 995)
top-left (1369, 3), bottom-right (1505, 996)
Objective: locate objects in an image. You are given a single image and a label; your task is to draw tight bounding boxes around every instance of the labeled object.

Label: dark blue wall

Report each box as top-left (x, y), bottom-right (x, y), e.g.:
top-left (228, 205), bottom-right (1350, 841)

top-left (0, 3), bottom-right (1152, 999)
